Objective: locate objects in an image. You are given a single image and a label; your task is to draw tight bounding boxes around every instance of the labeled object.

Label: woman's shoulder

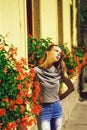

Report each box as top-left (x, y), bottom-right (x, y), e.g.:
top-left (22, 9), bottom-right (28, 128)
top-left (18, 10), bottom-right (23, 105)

top-left (34, 66), bottom-right (42, 73)
top-left (34, 66), bottom-right (38, 71)
top-left (34, 66), bottom-right (47, 75)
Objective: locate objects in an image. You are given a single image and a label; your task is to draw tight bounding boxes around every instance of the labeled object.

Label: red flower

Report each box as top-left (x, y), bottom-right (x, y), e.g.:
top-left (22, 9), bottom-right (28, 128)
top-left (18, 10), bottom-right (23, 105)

top-left (19, 115), bottom-right (29, 128)
top-left (27, 93), bottom-right (32, 98)
top-left (23, 71), bottom-right (29, 77)
top-left (36, 46), bottom-right (40, 50)
top-left (16, 61), bottom-right (23, 72)
top-left (28, 34), bottom-right (32, 38)
top-left (17, 74), bottom-right (23, 80)
top-left (68, 69), bottom-right (74, 74)
top-left (15, 97), bottom-right (23, 105)
top-left (9, 47), bottom-right (17, 55)
top-left (9, 100), bottom-right (16, 110)
top-left (20, 121), bottom-right (27, 128)
top-left (31, 104), bottom-right (42, 115)
top-left (35, 82), bottom-right (40, 93)
top-left (3, 128), bottom-right (7, 130)
top-left (84, 52), bottom-right (87, 64)
top-left (2, 98), bottom-right (9, 102)
top-left (20, 105), bottom-right (25, 113)
top-left (0, 43), bottom-right (5, 50)
top-left (0, 79), bottom-right (2, 83)
top-left (38, 59), bottom-right (43, 64)
top-left (0, 108), bottom-right (6, 116)
top-left (20, 57), bottom-right (27, 65)
top-left (35, 81), bottom-right (40, 87)
top-left (6, 122), bottom-right (16, 130)
top-left (17, 84), bottom-right (23, 90)
top-left (30, 68), bottom-right (35, 80)
top-left (18, 91), bottom-right (25, 97)
top-left (4, 67), bottom-right (8, 74)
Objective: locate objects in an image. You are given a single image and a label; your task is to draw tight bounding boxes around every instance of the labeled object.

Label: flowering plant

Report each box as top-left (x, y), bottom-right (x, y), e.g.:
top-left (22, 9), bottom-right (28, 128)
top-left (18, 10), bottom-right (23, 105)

top-left (28, 35), bottom-right (52, 67)
top-left (72, 46), bottom-right (85, 74)
top-left (0, 34), bottom-right (41, 130)
top-left (28, 36), bottom-right (86, 78)
top-left (59, 44), bottom-right (78, 76)
top-left (59, 44), bottom-right (84, 78)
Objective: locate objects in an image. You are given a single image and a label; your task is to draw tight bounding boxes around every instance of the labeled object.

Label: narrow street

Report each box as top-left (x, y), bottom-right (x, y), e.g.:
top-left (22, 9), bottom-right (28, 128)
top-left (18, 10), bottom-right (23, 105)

top-left (61, 99), bottom-right (87, 130)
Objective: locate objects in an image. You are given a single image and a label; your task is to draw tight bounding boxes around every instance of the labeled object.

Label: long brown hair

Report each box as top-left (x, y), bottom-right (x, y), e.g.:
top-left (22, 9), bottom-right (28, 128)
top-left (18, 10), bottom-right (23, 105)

top-left (43, 44), bottom-right (66, 73)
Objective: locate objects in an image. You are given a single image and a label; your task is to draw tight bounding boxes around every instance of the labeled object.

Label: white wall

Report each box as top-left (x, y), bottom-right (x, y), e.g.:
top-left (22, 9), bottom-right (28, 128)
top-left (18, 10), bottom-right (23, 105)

top-left (0, 0), bottom-right (27, 58)
top-left (40, 0), bottom-right (58, 43)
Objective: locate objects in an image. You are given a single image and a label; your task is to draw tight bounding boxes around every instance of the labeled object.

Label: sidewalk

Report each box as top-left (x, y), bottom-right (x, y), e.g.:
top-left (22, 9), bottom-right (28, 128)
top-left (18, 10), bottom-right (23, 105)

top-left (61, 99), bottom-right (87, 130)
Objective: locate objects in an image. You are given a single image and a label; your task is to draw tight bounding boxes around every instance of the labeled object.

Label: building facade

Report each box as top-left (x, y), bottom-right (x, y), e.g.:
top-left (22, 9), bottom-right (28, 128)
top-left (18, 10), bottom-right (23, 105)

top-left (0, 0), bottom-right (80, 129)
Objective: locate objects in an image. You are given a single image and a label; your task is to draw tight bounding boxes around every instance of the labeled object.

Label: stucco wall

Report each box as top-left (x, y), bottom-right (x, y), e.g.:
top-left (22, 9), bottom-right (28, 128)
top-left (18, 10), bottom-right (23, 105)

top-left (62, 0), bottom-right (71, 46)
top-left (39, 0), bottom-right (58, 43)
top-left (0, 0), bottom-right (27, 59)
top-left (61, 77), bottom-right (79, 125)
top-left (39, 0), bottom-right (78, 48)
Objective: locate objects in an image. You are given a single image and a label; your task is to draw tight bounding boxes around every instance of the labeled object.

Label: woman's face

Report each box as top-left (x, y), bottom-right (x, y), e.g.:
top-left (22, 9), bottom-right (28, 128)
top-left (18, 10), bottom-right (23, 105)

top-left (46, 46), bottom-right (61, 63)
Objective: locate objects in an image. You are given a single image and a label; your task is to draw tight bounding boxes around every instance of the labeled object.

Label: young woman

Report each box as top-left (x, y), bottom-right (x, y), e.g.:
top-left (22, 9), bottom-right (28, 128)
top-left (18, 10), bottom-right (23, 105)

top-left (34, 44), bottom-right (74, 130)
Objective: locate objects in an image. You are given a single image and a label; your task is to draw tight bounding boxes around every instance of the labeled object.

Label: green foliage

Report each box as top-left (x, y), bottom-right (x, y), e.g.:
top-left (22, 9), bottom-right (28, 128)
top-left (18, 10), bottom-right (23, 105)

top-left (59, 44), bottom-right (78, 75)
top-left (80, 5), bottom-right (87, 26)
top-left (28, 36), bottom-right (52, 67)
top-left (73, 46), bottom-right (84, 63)
top-left (28, 36), bottom-right (85, 78)
top-left (0, 34), bottom-right (41, 130)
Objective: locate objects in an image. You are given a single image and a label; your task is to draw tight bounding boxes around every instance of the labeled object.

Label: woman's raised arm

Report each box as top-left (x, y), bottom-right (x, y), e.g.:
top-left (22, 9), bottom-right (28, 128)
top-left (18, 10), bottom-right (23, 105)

top-left (59, 72), bottom-right (74, 100)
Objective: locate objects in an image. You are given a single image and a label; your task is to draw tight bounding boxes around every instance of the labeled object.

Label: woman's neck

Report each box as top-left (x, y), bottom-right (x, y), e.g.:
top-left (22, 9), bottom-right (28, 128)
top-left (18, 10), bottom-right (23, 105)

top-left (40, 61), bottom-right (53, 69)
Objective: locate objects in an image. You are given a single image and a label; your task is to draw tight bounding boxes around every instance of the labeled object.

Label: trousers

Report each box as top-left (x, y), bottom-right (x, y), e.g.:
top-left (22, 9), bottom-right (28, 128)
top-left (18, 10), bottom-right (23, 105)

top-left (37, 100), bottom-right (62, 130)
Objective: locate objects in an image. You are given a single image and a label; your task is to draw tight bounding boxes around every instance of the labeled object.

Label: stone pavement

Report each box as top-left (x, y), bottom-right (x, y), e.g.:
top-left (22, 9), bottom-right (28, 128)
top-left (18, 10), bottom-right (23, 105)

top-left (61, 99), bottom-right (87, 130)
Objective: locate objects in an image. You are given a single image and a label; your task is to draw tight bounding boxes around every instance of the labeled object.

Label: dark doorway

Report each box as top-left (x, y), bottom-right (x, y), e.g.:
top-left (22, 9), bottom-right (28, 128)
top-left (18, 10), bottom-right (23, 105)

top-left (26, 0), bottom-right (32, 36)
